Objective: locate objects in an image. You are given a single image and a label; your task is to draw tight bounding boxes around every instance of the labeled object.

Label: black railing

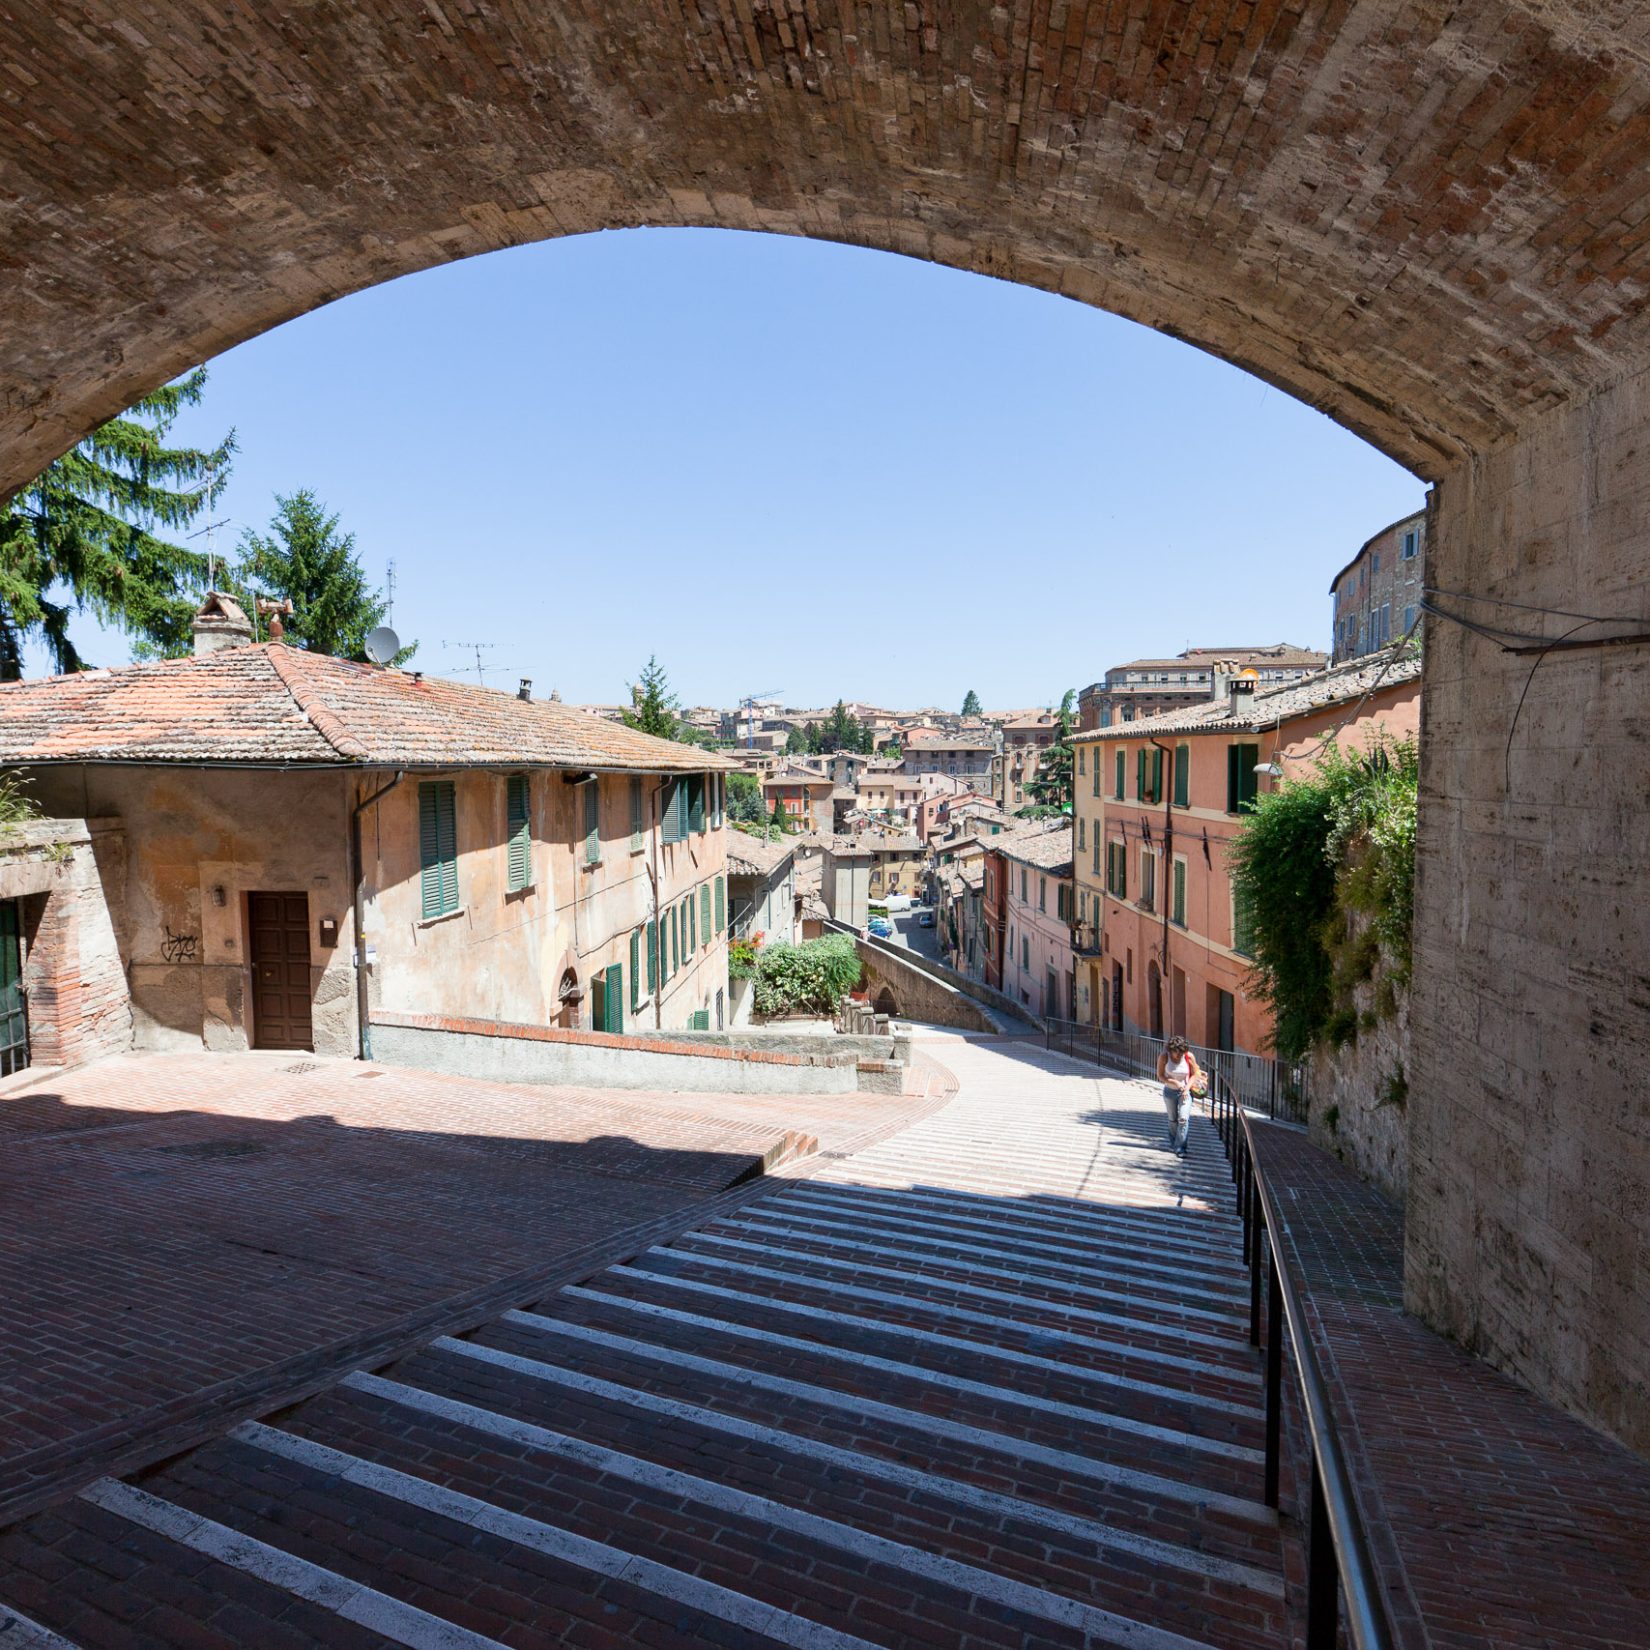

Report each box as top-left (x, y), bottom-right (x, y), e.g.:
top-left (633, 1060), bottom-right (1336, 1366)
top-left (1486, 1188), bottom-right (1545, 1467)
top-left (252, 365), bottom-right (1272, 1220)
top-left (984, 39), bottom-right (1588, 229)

top-left (1040, 1016), bottom-right (1310, 1124)
top-left (1223, 1102), bottom-right (1394, 1650)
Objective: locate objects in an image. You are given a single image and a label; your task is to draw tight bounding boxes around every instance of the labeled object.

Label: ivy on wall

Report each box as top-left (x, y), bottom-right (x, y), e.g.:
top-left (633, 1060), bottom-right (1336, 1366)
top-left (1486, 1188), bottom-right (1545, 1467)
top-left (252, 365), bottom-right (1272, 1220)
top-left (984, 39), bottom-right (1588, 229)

top-left (1228, 737), bottom-right (1418, 1061)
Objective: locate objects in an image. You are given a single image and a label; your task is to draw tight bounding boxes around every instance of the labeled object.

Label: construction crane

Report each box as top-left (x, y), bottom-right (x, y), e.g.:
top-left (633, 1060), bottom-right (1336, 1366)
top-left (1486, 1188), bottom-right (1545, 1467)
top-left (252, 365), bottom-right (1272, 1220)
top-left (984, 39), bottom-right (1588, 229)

top-left (737, 689), bottom-right (783, 749)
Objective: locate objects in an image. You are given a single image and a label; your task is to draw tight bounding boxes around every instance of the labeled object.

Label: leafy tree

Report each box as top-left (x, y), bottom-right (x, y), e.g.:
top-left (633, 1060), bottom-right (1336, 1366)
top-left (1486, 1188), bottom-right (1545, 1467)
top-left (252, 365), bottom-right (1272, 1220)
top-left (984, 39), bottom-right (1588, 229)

top-left (1026, 689), bottom-right (1077, 812)
top-left (726, 772), bottom-right (768, 824)
top-left (961, 689), bottom-right (982, 716)
top-left (622, 656), bottom-right (681, 740)
top-left (785, 725), bottom-right (808, 755)
top-left (234, 490), bottom-right (410, 662)
top-left (0, 369), bottom-right (233, 677)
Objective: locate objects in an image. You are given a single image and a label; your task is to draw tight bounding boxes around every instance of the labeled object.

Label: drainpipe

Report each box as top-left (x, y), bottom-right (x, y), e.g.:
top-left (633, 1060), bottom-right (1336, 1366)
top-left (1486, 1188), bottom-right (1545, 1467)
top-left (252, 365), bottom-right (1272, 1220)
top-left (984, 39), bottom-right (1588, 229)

top-left (350, 771), bottom-right (404, 1062)
top-left (1150, 738), bottom-right (1174, 1033)
top-left (649, 776), bottom-right (672, 1030)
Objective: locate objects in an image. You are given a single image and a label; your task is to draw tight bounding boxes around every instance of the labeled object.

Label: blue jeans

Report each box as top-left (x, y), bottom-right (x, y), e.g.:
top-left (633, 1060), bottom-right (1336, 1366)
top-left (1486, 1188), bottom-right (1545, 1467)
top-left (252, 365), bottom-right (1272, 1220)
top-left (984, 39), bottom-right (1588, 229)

top-left (1163, 1085), bottom-right (1191, 1150)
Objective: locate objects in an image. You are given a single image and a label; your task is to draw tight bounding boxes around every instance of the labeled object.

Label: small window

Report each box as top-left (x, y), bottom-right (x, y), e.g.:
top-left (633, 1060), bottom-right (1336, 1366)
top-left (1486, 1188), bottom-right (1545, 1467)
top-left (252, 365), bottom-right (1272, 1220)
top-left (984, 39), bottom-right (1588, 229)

top-left (630, 776), bottom-right (645, 852)
top-left (583, 778), bottom-right (601, 865)
top-left (1404, 604), bottom-right (1416, 634)
top-left (418, 781), bottom-right (459, 919)
top-left (1226, 743), bottom-right (1260, 815)
top-left (1020, 867), bottom-right (1028, 902)
top-left (1021, 935), bottom-right (1029, 971)
top-left (505, 774), bottom-right (531, 893)
top-left (1078, 816), bottom-right (1086, 851)
top-left (1401, 528), bottom-right (1419, 560)
top-left (1140, 849), bottom-right (1157, 913)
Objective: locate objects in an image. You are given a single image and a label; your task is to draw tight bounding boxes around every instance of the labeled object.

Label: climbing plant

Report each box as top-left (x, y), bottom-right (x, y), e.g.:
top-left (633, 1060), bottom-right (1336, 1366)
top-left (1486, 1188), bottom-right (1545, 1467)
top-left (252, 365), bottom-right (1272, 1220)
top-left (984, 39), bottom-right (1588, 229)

top-left (1227, 736), bottom-right (1418, 1060)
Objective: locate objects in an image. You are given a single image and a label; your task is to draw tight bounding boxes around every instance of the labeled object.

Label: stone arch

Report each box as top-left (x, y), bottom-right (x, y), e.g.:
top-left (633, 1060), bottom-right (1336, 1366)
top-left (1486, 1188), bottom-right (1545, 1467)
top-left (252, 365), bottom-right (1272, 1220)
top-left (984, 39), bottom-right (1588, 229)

top-left (10, 5), bottom-right (1650, 491)
top-left (873, 986), bottom-right (901, 1019)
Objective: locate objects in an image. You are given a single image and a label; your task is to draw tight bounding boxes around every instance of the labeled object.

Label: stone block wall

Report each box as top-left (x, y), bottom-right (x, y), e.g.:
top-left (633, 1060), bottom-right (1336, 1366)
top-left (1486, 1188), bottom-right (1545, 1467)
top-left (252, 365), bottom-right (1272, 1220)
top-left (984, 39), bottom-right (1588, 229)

top-left (1308, 976), bottom-right (1410, 1208)
top-left (1411, 362), bottom-right (1650, 1453)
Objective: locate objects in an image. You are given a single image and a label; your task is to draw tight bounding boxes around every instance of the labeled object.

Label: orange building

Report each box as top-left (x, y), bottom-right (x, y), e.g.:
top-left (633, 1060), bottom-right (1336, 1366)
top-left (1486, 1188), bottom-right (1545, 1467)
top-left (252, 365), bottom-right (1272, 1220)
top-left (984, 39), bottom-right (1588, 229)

top-left (1070, 652), bottom-right (1421, 1053)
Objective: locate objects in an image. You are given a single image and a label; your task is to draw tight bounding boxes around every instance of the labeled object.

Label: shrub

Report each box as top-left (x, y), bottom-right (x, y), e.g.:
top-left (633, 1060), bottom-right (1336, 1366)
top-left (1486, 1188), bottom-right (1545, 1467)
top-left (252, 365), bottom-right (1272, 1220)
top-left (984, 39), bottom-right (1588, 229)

top-left (1228, 735), bottom-right (1418, 1060)
top-left (750, 934), bottom-right (862, 1018)
top-left (0, 770), bottom-right (40, 829)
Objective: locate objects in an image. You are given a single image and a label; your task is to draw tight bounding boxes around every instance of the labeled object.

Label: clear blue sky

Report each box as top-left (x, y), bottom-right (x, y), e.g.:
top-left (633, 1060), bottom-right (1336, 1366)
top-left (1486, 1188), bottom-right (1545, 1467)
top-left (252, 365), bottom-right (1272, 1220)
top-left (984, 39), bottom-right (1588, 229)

top-left (64, 228), bottom-right (1425, 710)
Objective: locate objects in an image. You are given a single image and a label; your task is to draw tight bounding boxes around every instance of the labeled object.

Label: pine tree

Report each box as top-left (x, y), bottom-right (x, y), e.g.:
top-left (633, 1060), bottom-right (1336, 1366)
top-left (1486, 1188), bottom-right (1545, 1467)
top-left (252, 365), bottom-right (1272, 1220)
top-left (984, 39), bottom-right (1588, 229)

top-left (0, 369), bottom-right (234, 677)
top-left (234, 490), bottom-right (410, 662)
top-left (961, 689), bottom-right (982, 716)
top-left (622, 657), bottom-right (681, 740)
top-left (1026, 689), bottom-right (1078, 812)
top-left (726, 772), bottom-right (767, 823)
top-left (785, 725), bottom-right (808, 755)
top-left (769, 799), bottom-right (789, 832)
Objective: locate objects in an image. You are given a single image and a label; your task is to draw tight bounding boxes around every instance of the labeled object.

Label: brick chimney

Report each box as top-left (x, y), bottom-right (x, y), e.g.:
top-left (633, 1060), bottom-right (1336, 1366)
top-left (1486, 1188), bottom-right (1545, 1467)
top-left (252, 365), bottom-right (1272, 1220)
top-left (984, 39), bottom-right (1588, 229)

top-left (191, 591), bottom-right (253, 656)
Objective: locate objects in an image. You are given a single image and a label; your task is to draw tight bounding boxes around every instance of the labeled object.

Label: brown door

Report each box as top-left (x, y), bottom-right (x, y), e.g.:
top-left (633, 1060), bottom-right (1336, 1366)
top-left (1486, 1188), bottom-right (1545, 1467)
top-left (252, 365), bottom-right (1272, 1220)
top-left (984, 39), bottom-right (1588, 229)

top-left (249, 892), bottom-right (313, 1050)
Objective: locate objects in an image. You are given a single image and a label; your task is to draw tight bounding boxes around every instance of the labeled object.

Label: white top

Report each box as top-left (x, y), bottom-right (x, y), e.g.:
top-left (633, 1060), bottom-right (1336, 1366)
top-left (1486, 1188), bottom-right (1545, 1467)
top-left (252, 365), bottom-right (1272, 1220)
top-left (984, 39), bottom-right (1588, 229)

top-left (1164, 1053), bottom-right (1192, 1082)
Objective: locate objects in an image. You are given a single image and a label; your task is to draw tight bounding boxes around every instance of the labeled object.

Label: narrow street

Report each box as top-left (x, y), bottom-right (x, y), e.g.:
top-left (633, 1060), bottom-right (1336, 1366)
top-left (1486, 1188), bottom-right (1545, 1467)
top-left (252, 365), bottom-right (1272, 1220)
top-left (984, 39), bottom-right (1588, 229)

top-left (1, 1030), bottom-right (1285, 1649)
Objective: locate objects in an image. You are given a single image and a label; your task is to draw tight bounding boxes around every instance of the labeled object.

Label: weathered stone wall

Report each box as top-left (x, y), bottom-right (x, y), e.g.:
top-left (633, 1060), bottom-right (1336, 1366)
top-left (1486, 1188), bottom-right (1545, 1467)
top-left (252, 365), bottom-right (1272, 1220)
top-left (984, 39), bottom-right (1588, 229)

top-left (844, 927), bottom-right (1031, 1035)
top-left (1308, 981), bottom-right (1409, 1208)
top-left (0, 818), bottom-right (131, 1068)
top-left (1411, 363), bottom-right (1650, 1453)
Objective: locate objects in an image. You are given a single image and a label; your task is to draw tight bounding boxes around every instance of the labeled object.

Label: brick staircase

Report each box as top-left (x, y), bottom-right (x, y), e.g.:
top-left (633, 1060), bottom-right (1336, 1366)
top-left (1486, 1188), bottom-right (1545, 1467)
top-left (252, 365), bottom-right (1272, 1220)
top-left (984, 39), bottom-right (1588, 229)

top-left (0, 1037), bottom-right (1290, 1649)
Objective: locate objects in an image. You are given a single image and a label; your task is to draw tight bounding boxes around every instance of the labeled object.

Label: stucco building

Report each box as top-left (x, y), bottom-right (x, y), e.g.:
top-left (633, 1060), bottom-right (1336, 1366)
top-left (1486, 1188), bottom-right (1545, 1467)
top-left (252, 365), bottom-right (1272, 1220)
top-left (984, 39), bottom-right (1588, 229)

top-left (1070, 652), bottom-right (1421, 1048)
top-left (994, 822), bottom-right (1075, 1020)
top-left (760, 766), bottom-right (834, 832)
top-left (901, 735), bottom-right (997, 783)
top-left (725, 830), bottom-right (797, 947)
top-left (0, 634), bottom-right (734, 1056)
top-left (1076, 645), bottom-right (1328, 730)
top-left (998, 712), bottom-right (1060, 810)
top-left (1329, 510), bottom-right (1427, 663)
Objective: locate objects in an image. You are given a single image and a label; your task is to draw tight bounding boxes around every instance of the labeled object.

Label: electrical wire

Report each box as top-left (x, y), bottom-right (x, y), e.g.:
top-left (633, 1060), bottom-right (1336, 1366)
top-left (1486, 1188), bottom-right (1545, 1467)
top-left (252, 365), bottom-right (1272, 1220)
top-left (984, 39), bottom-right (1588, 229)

top-left (1422, 584), bottom-right (1625, 627)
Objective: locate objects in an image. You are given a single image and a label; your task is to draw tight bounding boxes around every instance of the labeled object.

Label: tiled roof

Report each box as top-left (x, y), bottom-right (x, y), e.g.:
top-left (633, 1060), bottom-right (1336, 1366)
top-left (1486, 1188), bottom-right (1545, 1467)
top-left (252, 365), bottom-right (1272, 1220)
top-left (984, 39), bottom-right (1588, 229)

top-left (1072, 648), bottom-right (1421, 742)
top-left (1105, 644), bottom-right (1329, 672)
top-left (0, 644), bottom-right (731, 773)
top-left (994, 821), bottom-right (1074, 874)
top-left (725, 831), bottom-right (795, 876)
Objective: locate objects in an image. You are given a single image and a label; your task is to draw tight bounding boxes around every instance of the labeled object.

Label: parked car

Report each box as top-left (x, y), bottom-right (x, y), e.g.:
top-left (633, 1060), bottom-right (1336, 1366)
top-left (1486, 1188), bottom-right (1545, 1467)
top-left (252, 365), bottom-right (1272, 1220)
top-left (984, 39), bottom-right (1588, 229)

top-left (918, 910), bottom-right (935, 928)
top-left (883, 894), bottom-right (914, 912)
top-left (867, 917), bottom-right (894, 938)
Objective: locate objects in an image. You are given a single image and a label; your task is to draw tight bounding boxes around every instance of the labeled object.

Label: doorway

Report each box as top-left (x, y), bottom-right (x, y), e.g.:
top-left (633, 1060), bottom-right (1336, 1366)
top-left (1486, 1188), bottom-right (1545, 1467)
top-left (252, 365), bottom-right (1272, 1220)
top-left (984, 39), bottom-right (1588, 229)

top-left (0, 899), bottom-right (28, 1075)
top-left (248, 892), bottom-right (313, 1051)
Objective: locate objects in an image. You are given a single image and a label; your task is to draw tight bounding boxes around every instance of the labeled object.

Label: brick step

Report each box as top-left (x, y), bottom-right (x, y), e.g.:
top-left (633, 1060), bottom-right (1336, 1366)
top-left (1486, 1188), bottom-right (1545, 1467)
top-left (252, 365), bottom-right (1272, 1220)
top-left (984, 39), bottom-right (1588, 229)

top-left (629, 1240), bottom-right (1265, 1398)
top-left (814, 1159), bottom-right (1233, 1212)
top-left (779, 1179), bottom-right (1247, 1263)
top-left (536, 1268), bottom-right (1270, 1489)
top-left (461, 1311), bottom-right (1283, 1567)
top-left (709, 1201), bottom-right (1251, 1325)
top-left (824, 1142), bottom-right (1238, 1202)
top-left (108, 1388), bottom-right (1229, 1650)
top-left (765, 1182), bottom-right (1250, 1283)
top-left (361, 1335), bottom-right (1288, 1650)
top-left (0, 1487), bottom-right (475, 1650)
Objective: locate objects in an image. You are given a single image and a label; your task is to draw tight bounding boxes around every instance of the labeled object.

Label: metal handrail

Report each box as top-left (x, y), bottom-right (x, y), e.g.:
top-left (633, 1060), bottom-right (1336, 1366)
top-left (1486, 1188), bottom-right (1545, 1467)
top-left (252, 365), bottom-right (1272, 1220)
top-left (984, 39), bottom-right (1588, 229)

top-left (1231, 1105), bottom-right (1394, 1650)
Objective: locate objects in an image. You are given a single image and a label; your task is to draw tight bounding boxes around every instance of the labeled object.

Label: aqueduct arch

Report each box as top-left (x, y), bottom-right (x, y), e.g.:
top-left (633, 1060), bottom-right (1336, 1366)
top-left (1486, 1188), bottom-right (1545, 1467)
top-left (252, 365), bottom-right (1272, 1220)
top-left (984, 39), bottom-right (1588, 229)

top-left (5, 3), bottom-right (1649, 1449)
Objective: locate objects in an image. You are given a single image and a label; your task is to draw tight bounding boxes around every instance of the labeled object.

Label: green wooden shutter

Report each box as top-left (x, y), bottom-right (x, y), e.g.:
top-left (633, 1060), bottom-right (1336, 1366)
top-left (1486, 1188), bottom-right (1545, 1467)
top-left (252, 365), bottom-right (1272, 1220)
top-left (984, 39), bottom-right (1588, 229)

top-left (419, 781), bottom-right (459, 918)
top-left (630, 776), bottom-right (644, 851)
top-left (604, 962), bottom-right (623, 1032)
top-left (630, 929), bottom-right (642, 1010)
top-left (714, 876), bottom-right (725, 934)
top-left (1173, 745), bottom-right (1190, 809)
top-left (1115, 750), bottom-right (1125, 799)
top-left (1173, 859), bottom-right (1187, 926)
top-left (506, 774), bottom-right (531, 892)
top-left (1150, 748), bottom-right (1163, 801)
top-left (1227, 744), bottom-right (1240, 814)
top-left (670, 907), bottom-right (678, 973)
top-left (700, 883), bottom-right (711, 940)
top-left (685, 895), bottom-right (695, 956)
top-left (584, 778), bottom-right (601, 864)
top-left (690, 1009), bottom-right (709, 1031)
top-left (647, 920), bottom-right (658, 993)
top-left (1136, 749), bottom-right (1146, 799)
top-left (689, 776), bottom-right (706, 834)
top-left (1240, 744), bottom-right (1259, 812)
top-left (661, 780), bottom-right (681, 844)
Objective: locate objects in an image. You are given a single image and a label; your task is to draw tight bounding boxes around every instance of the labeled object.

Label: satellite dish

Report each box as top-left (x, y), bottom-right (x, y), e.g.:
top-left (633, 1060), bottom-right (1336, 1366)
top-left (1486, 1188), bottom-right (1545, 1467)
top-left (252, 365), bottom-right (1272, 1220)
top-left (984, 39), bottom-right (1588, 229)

top-left (364, 626), bottom-right (401, 665)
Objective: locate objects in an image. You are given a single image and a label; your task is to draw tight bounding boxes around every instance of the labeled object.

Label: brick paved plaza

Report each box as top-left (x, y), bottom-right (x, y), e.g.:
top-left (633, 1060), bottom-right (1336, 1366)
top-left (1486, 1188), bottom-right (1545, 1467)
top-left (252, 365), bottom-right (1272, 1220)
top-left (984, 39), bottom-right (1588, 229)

top-left (0, 1051), bottom-right (940, 1528)
top-left (3, 1032), bottom-right (1649, 1647)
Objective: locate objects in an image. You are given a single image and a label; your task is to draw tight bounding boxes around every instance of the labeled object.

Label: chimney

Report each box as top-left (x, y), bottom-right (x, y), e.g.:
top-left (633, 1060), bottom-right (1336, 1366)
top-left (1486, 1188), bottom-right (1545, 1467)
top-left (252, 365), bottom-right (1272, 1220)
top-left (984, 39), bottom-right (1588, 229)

top-left (518, 679), bottom-right (533, 701)
top-left (191, 591), bottom-right (253, 656)
top-left (1229, 671), bottom-right (1258, 715)
top-left (1209, 658), bottom-right (1235, 702)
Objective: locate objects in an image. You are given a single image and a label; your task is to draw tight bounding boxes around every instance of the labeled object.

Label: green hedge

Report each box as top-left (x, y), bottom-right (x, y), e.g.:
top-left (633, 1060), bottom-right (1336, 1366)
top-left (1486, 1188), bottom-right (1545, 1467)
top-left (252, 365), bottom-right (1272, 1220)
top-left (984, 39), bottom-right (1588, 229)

top-left (1228, 737), bottom-right (1417, 1060)
top-left (749, 933), bottom-right (863, 1019)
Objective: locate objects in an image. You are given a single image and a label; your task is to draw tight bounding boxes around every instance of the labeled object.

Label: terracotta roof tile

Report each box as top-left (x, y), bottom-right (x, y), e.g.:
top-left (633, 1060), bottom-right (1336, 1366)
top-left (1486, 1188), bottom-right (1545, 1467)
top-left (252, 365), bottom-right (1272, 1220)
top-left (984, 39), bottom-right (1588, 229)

top-left (994, 821), bottom-right (1075, 874)
top-left (0, 644), bottom-right (731, 773)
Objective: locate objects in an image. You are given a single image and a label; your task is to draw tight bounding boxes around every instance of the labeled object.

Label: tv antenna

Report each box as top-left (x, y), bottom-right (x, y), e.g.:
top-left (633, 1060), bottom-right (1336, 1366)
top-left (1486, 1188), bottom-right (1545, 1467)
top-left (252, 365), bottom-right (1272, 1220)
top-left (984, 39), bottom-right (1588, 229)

top-left (385, 557), bottom-right (396, 626)
top-left (442, 640), bottom-right (502, 687)
top-left (186, 460), bottom-right (231, 590)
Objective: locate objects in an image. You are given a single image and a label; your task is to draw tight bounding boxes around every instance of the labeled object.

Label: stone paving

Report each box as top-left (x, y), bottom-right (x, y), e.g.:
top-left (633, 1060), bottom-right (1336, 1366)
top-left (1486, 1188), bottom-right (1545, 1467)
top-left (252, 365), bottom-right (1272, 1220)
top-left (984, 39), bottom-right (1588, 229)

top-left (0, 1030), bottom-right (1288, 1649)
top-left (0, 1051), bottom-right (944, 1528)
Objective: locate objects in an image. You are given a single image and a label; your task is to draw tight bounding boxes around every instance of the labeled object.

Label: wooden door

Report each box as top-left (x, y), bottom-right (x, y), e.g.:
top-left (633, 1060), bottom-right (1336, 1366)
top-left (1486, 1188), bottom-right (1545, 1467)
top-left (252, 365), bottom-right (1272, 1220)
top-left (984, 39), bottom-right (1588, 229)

top-left (249, 892), bottom-right (312, 1051)
top-left (0, 900), bottom-right (28, 1075)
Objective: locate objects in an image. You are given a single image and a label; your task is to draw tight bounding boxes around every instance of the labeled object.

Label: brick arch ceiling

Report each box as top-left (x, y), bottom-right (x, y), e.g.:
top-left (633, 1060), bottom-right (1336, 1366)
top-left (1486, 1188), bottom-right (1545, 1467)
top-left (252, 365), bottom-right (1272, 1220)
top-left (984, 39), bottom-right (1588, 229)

top-left (6, 0), bottom-right (1650, 493)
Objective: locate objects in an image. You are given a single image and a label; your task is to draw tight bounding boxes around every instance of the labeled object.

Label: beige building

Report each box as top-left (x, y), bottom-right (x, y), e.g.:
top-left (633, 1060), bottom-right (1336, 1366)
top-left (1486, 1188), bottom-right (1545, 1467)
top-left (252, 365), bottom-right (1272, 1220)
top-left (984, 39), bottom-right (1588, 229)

top-left (0, 630), bottom-right (735, 1054)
